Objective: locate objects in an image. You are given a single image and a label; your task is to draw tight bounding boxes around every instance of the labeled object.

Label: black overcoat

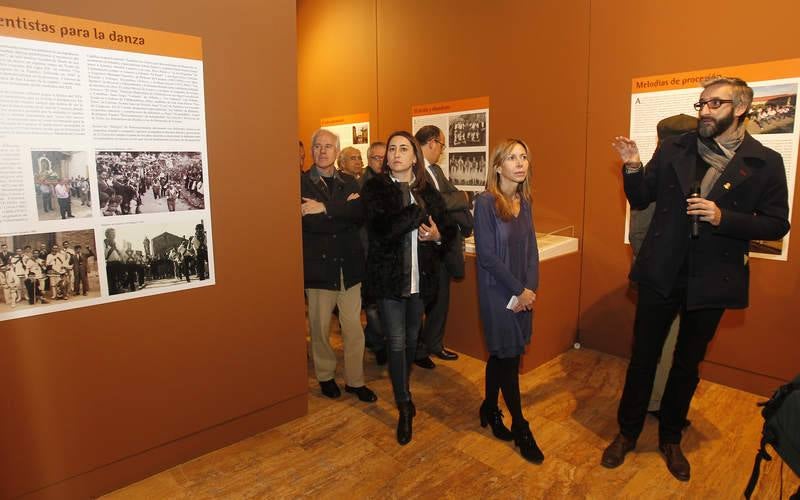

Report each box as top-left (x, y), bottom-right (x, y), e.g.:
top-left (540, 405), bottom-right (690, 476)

top-left (625, 131), bottom-right (790, 310)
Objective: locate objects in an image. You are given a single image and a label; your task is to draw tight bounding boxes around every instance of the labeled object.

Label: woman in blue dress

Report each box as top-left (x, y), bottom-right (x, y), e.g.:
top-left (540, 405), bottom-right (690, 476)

top-left (474, 138), bottom-right (543, 463)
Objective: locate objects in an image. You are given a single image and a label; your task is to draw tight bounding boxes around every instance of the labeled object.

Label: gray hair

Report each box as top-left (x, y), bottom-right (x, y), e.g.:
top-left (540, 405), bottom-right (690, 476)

top-left (310, 128), bottom-right (341, 150)
top-left (702, 76), bottom-right (754, 115)
top-left (367, 141), bottom-right (386, 156)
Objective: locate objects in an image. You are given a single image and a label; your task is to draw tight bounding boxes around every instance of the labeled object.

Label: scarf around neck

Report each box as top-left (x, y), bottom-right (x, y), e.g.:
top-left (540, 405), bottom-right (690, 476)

top-left (696, 124), bottom-right (745, 197)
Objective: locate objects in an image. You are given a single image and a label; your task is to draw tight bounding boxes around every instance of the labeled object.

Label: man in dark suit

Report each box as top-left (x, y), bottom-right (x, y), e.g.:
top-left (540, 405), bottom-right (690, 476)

top-left (301, 128), bottom-right (376, 403)
top-left (73, 244), bottom-right (95, 295)
top-left (413, 125), bottom-right (473, 369)
top-left (602, 77), bottom-right (790, 481)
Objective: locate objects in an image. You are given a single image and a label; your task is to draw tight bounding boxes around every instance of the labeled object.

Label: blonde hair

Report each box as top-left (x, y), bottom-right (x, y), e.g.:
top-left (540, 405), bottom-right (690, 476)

top-left (485, 139), bottom-right (532, 221)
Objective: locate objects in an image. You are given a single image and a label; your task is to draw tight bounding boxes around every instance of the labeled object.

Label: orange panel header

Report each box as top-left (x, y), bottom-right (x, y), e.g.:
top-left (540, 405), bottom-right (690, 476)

top-left (320, 112), bottom-right (370, 126)
top-left (0, 6), bottom-right (202, 60)
top-left (412, 96), bottom-right (490, 116)
top-left (632, 58), bottom-right (800, 93)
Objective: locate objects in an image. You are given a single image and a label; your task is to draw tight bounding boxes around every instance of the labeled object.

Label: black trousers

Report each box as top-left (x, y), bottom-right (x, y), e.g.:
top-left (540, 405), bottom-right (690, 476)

top-left (416, 268), bottom-right (450, 359)
top-left (618, 284), bottom-right (724, 444)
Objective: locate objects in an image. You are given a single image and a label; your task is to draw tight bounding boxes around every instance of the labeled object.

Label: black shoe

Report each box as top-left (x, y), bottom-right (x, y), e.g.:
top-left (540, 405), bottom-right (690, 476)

top-left (345, 385), bottom-right (377, 403)
top-left (414, 357), bottom-right (435, 369)
top-left (601, 433), bottom-right (636, 469)
top-left (397, 401), bottom-right (414, 445)
top-left (374, 349), bottom-right (387, 366)
top-left (479, 402), bottom-right (513, 441)
top-left (512, 421), bottom-right (544, 463)
top-left (319, 379), bottom-right (341, 399)
top-left (659, 442), bottom-right (690, 481)
top-left (434, 348), bottom-right (459, 361)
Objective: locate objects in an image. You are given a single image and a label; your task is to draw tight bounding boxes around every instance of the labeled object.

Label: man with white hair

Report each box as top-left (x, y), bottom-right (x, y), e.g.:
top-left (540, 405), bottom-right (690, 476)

top-left (300, 128), bottom-right (376, 403)
top-left (337, 146), bottom-right (364, 179)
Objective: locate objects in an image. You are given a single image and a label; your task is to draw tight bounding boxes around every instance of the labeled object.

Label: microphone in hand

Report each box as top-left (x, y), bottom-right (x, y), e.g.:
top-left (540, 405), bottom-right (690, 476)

top-left (689, 181), bottom-right (700, 239)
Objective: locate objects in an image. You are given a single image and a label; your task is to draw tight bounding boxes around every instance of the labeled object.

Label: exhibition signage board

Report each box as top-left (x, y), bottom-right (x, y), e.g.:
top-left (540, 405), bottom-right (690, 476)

top-left (0, 6), bottom-right (215, 322)
top-left (412, 96), bottom-right (490, 192)
top-left (321, 112), bottom-right (370, 160)
top-left (626, 59), bottom-right (799, 261)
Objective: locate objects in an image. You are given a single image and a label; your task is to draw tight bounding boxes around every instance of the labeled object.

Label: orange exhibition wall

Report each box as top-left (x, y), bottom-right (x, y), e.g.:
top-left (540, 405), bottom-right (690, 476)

top-left (0, 1), bottom-right (306, 498)
top-left (299, 0), bottom-right (799, 395)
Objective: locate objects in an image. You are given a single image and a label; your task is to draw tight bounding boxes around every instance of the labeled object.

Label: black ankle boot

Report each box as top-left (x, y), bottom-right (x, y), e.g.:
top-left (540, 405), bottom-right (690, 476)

top-left (397, 401), bottom-right (414, 445)
top-left (479, 401), bottom-right (513, 441)
top-left (512, 421), bottom-right (544, 464)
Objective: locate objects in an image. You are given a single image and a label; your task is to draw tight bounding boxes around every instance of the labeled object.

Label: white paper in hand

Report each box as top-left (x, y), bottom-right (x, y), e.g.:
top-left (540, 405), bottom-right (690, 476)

top-left (506, 295), bottom-right (519, 310)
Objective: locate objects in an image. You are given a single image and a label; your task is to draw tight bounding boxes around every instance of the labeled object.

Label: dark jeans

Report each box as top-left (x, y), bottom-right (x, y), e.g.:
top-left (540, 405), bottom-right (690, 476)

top-left (363, 301), bottom-right (385, 353)
top-left (378, 294), bottom-right (423, 404)
top-left (41, 193), bottom-right (52, 212)
top-left (417, 268), bottom-right (450, 359)
top-left (618, 284), bottom-right (724, 444)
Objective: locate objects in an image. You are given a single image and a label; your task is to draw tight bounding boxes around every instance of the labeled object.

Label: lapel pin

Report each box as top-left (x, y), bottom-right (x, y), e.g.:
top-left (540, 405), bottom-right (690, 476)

top-left (723, 182), bottom-right (731, 190)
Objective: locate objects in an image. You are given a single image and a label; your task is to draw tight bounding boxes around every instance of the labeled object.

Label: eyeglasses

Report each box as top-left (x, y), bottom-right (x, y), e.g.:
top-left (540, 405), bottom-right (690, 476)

top-left (433, 139), bottom-right (446, 150)
top-left (693, 98), bottom-right (734, 111)
top-left (368, 155), bottom-right (384, 162)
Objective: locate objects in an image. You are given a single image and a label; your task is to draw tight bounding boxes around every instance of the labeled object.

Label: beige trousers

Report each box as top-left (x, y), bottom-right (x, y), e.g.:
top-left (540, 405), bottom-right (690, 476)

top-left (305, 272), bottom-right (365, 387)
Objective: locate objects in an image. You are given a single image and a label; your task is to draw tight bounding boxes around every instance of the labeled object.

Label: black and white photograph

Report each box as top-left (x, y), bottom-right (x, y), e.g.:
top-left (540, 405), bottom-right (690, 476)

top-left (96, 151), bottom-right (205, 216)
top-left (746, 83), bottom-right (797, 135)
top-left (104, 219), bottom-right (210, 296)
top-left (32, 151), bottom-right (93, 221)
top-left (0, 229), bottom-right (100, 313)
top-left (448, 152), bottom-right (487, 188)
top-left (449, 112), bottom-right (487, 147)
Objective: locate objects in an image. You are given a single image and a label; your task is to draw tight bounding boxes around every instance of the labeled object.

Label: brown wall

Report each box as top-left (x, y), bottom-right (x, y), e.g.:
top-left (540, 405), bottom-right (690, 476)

top-left (579, 0), bottom-right (800, 395)
top-left (297, 0), bottom-right (378, 165)
top-left (0, 2), bottom-right (306, 499)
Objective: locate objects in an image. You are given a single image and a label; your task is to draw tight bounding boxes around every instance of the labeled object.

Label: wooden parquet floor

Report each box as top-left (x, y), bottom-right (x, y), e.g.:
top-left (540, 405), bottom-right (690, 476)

top-left (105, 347), bottom-right (799, 499)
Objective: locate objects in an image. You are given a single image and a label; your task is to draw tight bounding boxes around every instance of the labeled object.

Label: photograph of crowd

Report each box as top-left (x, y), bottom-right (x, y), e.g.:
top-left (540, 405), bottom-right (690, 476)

top-left (448, 112), bottom-right (487, 147)
top-left (746, 83), bottom-right (797, 135)
top-left (448, 152), bottom-right (487, 187)
top-left (32, 151), bottom-right (92, 221)
top-left (104, 219), bottom-right (210, 296)
top-left (0, 229), bottom-right (100, 313)
top-left (96, 151), bottom-right (205, 216)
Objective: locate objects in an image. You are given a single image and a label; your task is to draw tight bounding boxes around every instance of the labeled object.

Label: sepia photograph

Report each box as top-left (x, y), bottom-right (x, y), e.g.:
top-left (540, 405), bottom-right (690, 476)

top-left (0, 229), bottom-right (100, 312)
top-left (96, 151), bottom-right (205, 216)
top-left (448, 112), bottom-right (487, 147)
top-left (32, 151), bottom-right (93, 221)
top-left (103, 218), bottom-right (210, 296)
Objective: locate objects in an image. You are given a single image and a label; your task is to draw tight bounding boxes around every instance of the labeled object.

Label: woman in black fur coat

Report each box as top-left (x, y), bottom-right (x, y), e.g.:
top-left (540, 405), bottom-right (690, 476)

top-left (361, 130), bottom-right (456, 445)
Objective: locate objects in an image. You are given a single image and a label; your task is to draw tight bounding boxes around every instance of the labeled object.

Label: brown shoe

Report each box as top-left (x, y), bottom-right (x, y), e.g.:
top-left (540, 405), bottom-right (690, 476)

top-left (659, 442), bottom-right (690, 481)
top-left (601, 433), bottom-right (636, 468)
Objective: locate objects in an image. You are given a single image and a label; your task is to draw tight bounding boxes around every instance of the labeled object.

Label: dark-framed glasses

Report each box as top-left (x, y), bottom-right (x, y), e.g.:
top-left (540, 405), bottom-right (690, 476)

top-left (693, 98), bottom-right (734, 111)
top-left (433, 139), bottom-right (446, 150)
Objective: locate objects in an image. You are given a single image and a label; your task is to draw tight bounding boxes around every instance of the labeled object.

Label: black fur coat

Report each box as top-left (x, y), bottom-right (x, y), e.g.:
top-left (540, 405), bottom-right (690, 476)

top-left (361, 173), bottom-right (456, 302)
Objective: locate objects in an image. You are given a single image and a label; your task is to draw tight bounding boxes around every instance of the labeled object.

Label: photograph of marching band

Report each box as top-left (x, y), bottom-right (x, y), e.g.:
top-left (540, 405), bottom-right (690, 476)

top-left (32, 151), bottom-right (93, 221)
top-left (96, 151), bottom-right (205, 216)
top-left (103, 218), bottom-right (210, 296)
top-left (448, 151), bottom-right (488, 188)
top-left (0, 229), bottom-right (100, 313)
top-left (448, 112), bottom-right (487, 147)
top-left (746, 83), bottom-right (797, 135)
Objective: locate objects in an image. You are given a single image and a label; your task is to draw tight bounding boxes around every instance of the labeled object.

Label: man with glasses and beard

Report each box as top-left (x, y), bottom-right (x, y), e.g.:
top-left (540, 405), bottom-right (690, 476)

top-left (602, 77), bottom-right (790, 482)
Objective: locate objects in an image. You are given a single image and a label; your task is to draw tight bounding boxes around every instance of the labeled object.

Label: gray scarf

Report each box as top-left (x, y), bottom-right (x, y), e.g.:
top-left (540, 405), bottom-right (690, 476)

top-left (696, 126), bottom-right (745, 197)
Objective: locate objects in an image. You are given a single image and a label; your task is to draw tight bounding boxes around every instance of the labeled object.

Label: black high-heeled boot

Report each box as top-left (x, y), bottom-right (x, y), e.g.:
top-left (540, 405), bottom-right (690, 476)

top-left (397, 401), bottom-right (414, 445)
top-left (512, 421), bottom-right (544, 464)
top-left (479, 401), bottom-right (513, 441)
